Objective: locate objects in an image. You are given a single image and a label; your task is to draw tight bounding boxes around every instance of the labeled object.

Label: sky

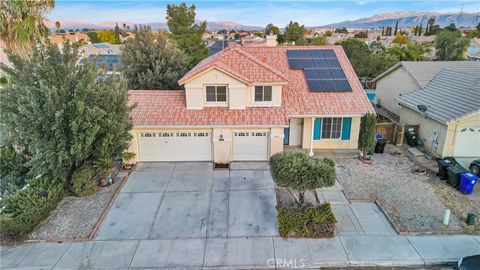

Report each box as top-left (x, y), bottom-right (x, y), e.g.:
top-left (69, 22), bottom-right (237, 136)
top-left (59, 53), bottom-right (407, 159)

top-left (48, 0), bottom-right (480, 26)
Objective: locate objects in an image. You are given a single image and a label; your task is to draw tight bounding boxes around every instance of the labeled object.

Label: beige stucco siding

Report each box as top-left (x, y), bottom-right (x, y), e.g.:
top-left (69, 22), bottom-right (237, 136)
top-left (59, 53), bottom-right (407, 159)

top-left (376, 67), bottom-right (419, 116)
top-left (183, 68), bottom-right (283, 109)
top-left (301, 117), bottom-right (361, 150)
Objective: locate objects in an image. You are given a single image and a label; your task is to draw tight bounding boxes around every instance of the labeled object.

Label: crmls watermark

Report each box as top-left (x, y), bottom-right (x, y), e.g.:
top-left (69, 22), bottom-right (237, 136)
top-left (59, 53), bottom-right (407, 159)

top-left (267, 258), bottom-right (306, 268)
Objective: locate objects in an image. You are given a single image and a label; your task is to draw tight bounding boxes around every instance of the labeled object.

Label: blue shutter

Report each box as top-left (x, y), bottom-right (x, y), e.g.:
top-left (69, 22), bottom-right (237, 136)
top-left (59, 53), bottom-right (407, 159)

top-left (313, 118), bottom-right (322, 140)
top-left (341, 117), bottom-right (351, 140)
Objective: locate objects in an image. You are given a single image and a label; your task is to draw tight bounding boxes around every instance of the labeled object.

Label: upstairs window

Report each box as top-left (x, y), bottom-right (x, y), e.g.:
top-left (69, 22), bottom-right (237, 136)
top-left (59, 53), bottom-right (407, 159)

top-left (254, 86), bottom-right (272, 102)
top-left (206, 85), bottom-right (227, 102)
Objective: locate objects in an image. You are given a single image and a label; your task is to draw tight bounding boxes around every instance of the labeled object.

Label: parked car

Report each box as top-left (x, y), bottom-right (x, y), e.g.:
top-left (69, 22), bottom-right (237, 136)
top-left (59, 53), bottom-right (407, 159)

top-left (470, 159), bottom-right (480, 176)
top-left (455, 254), bottom-right (480, 270)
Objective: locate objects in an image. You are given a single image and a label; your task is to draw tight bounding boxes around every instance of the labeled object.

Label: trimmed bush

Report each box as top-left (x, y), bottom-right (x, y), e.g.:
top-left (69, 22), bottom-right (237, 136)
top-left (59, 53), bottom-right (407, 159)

top-left (0, 178), bottom-right (64, 241)
top-left (71, 166), bottom-right (97, 197)
top-left (270, 151), bottom-right (336, 192)
top-left (277, 204), bottom-right (337, 238)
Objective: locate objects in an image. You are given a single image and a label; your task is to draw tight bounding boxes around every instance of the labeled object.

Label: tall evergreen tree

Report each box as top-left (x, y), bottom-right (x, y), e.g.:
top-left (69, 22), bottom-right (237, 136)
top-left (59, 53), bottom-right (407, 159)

top-left (381, 26), bottom-right (385, 36)
top-left (418, 23), bottom-right (423, 36)
top-left (120, 28), bottom-right (188, 90)
top-left (284, 21), bottom-right (306, 45)
top-left (393, 21), bottom-right (398, 36)
top-left (166, 3), bottom-right (208, 69)
top-left (0, 42), bottom-right (133, 181)
top-left (114, 22), bottom-right (121, 43)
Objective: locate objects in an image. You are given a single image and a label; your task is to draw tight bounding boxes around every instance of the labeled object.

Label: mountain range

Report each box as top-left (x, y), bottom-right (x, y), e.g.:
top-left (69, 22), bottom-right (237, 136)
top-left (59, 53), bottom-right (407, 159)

top-left (319, 12), bottom-right (479, 29)
top-left (46, 11), bottom-right (479, 32)
top-left (44, 19), bottom-right (263, 31)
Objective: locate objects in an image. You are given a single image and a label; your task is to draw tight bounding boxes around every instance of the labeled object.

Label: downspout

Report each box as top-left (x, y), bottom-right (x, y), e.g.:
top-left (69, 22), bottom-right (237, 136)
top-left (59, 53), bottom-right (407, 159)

top-left (309, 117), bottom-right (315, 156)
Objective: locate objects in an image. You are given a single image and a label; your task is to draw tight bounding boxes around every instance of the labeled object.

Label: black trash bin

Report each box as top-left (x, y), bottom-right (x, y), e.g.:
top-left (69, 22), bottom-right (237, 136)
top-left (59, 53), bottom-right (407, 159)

top-left (374, 138), bottom-right (386, 153)
top-left (436, 158), bottom-right (457, 180)
top-left (405, 130), bottom-right (418, 147)
top-left (446, 165), bottom-right (468, 188)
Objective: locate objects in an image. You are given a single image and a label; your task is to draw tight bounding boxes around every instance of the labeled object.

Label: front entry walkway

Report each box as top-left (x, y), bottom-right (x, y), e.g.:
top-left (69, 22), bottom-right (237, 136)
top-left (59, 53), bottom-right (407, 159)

top-left (2, 162), bottom-right (479, 269)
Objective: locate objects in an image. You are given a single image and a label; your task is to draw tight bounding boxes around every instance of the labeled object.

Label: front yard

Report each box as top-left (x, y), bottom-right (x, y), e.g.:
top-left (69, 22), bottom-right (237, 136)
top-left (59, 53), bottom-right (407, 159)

top-left (335, 144), bottom-right (479, 234)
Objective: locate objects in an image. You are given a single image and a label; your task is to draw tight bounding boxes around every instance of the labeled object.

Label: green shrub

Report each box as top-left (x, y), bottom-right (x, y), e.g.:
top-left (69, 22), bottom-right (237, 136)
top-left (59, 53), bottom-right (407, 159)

top-left (0, 145), bottom-right (29, 194)
top-left (71, 166), bottom-right (96, 197)
top-left (270, 151), bottom-right (336, 192)
top-left (277, 204), bottom-right (336, 237)
top-left (0, 178), bottom-right (64, 240)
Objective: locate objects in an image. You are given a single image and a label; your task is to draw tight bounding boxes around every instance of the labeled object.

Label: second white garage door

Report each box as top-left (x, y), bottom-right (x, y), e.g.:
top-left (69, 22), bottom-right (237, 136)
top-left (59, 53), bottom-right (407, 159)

top-left (137, 131), bottom-right (212, 161)
top-left (232, 131), bottom-right (269, 161)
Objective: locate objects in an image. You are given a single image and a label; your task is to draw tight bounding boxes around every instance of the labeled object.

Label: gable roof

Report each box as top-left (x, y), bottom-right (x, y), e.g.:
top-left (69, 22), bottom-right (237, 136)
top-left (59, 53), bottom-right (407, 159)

top-left (373, 61), bottom-right (480, 88)
top-left (396, 69), bottom-right (480, 124)
top-left (178, 47), bottom-right (288, 85)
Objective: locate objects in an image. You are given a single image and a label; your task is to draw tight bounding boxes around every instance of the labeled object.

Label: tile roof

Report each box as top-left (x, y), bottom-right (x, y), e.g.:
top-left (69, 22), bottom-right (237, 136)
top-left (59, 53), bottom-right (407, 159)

top-left (178, 47), bottom-right (288, 84)
top-left (373, 61), bottom-right (480, 88)
top-left (396, 69), bottom-right (480, 124)
top-left (129, 90), bottom-right (289, 126)
top-left (131, 45), bottom-right (373, 127)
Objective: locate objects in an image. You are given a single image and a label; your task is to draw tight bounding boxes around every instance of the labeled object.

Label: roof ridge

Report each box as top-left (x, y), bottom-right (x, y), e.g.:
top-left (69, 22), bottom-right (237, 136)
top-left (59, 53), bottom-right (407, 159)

top-left (232, 47), bottom-right (288, 81)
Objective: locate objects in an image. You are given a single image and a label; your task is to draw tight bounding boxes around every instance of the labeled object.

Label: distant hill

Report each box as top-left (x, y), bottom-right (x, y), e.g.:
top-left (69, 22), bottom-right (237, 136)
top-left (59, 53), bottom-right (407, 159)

top-left (318, 12), bottom-right (480, 29)
top-left (45, 19), bottom-right (263, 31)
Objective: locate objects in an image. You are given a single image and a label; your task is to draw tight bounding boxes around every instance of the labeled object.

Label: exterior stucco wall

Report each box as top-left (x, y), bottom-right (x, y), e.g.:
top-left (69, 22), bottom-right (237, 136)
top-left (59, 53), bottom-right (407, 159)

top-left (183, 68), bottom-right (283, 109)
top-left (301, 117), bottom-right (361, 150)
top-left (399, 106), bottom-right (447, 156)
top-left (376, 67), bottom-right (419, 116)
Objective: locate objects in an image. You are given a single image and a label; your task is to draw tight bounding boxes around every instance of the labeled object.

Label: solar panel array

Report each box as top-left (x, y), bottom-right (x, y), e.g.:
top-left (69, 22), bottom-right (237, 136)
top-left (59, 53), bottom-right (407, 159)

top-left (286, 49), bottom-right (352, 92)
top-left (79, 54), bottom-right (120, 71)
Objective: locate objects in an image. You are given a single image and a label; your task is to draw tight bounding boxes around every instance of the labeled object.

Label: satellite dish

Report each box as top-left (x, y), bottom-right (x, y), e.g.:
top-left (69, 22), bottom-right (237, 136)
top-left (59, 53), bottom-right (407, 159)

top-left (417, 104), bottom-right (428, 112)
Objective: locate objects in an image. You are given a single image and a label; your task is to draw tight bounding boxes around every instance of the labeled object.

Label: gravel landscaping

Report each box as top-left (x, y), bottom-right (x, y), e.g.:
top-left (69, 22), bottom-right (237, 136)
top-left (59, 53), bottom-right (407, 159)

top-left (28, 169), bottom-right (128, 241)
top-left (335, 144), bottom-right (463, 234)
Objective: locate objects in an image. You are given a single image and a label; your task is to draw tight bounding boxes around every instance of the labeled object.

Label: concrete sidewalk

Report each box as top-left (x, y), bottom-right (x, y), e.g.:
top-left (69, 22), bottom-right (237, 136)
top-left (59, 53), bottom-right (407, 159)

top-left (1, 235), bottom-right (479, 269)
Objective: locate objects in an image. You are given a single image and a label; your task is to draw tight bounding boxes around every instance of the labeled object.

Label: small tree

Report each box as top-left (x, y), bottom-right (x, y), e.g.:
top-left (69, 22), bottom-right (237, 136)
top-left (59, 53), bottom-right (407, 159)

top-left (284, 21), bottom-right (306, 45)
top-left (358, 113), bottom-right (377, 160)
top-left (435, 30), bottom-right (470, 60)
top-left (55, 21), bottom-right (61, 33)
top-left (120, 28), bottom-right (188, 90)
top-left (270, 151), bottom-right (336, 205)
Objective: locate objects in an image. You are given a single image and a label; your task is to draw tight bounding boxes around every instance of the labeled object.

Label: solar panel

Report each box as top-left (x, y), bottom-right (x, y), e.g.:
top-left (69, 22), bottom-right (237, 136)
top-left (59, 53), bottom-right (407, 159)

top-left (286, 49), bottom-right (352, 92)
top-left (307, 79), bottom-right (352, 92)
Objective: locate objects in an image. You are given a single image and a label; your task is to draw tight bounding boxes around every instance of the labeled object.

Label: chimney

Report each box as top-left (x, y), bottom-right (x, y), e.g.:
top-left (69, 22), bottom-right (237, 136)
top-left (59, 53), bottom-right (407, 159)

top-left (266, 33), bottom-right (277, 47)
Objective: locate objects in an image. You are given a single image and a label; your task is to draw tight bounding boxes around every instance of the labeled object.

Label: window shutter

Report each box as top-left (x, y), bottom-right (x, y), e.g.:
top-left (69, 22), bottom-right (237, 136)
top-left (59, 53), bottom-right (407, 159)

top-left (341, 117), bottom-right (351, 140)
top-left (313, 118), bottom-right (322, 140)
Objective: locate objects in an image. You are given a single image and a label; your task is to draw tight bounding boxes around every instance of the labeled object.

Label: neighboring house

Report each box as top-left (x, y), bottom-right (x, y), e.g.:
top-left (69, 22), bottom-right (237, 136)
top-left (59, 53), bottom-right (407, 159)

top-left (79, 43), bottom-right (122, 57)
top-left (396, 69), bottom-right (480, 168)
top-left (126, 44), bottom-right (373, 163)
top-left (372, 61), bottom-right (480, 120)
top-left (241, 35), bottom-right (266, 46)
top-left (50, 32), bottom-right (89, 49)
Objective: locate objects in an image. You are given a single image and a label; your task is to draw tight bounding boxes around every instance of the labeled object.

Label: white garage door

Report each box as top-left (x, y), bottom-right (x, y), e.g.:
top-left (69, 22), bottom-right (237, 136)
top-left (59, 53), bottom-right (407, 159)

top-left (454, 127), bottom-right (480, 158)
top-left (233, 131), bottom-right (269, 161)
top-left (137, 131), bottom-right (212, 161)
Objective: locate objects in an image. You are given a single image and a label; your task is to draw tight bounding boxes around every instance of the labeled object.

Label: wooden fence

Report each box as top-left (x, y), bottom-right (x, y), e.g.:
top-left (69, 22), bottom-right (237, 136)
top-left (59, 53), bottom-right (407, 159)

top-left (376, 123), bottom-right (419, 146)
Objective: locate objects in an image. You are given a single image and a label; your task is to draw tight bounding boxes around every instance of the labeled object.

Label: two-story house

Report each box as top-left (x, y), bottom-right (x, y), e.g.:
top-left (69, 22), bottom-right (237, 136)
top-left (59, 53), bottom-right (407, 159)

top-left (127, 44), bottom-right (373, 163)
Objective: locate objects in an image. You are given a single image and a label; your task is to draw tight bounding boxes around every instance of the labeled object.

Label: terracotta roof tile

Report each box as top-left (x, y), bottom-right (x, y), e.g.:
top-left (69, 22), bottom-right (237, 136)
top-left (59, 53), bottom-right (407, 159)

top-left (131, 45), bottom-right (373, 127)
top-left (129, 90), bottom-right (288, 126)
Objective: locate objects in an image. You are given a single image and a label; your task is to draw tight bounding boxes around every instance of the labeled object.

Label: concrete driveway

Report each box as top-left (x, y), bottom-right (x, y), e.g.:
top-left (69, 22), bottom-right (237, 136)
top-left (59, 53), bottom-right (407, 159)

top-left (94, 162), bottom-right (279, 240)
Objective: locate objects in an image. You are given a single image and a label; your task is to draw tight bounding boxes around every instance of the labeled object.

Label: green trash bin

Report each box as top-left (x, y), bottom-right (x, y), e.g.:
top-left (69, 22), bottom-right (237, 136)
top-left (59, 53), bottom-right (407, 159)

top-left (446, 165), bottom-right (468, 187)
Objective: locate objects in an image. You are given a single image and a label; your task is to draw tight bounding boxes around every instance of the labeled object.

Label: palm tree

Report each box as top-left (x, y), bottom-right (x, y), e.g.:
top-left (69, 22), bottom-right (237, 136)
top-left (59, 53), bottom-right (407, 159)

top-left (0, 0), bottom-right (55, 55)
top-left (55, 21), bottom-right (61, 33)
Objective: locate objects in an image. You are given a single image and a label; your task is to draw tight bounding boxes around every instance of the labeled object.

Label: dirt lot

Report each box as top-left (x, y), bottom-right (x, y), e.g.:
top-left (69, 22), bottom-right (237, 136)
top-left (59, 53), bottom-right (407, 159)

top-left (335, 144), bottom-right (479, 234)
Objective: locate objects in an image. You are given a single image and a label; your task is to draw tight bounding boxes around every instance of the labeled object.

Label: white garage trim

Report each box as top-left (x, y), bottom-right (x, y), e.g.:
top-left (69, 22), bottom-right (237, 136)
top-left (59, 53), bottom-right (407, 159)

top-left (232, 130), bottom-right (269, 161)
top-left (137, 130), bottom-right (212, 161)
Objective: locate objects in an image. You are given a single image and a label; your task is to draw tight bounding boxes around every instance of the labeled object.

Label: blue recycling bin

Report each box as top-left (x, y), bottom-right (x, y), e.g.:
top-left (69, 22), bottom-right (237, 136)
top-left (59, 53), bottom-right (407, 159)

top-left (459, 172), bottom-right (478, 195)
